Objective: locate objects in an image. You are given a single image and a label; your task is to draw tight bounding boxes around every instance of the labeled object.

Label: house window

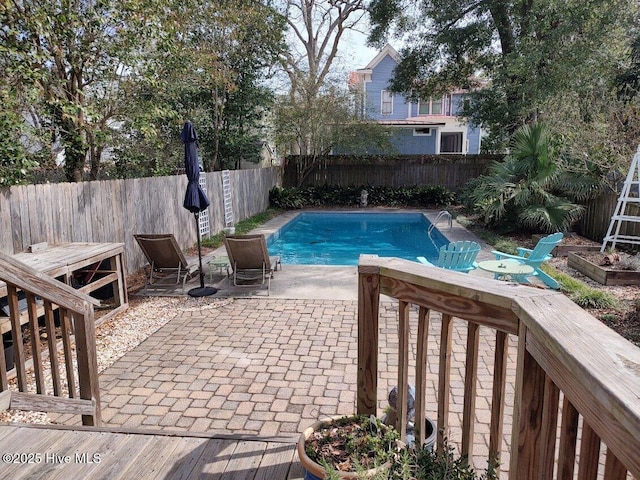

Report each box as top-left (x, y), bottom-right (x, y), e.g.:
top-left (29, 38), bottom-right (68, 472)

top-left (418, 95), bottom-right (450, 115)
top-left (413, 128), bottom-right (432, 136)
top-left (431, 97), bottom-right (442, 114)
top-left (381, 90), bottom-right (393, 115)
top-left (440, 132), bottom-right (463, 153)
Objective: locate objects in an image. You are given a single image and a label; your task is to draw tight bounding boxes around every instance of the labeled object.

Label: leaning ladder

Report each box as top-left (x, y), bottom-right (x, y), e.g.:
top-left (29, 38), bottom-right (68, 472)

top-left (601, 145), bottom-right (640, 252)
top-left (222, 170), bottom-right (234, 230)
top-left (198, 175), bottom-right (211, 238)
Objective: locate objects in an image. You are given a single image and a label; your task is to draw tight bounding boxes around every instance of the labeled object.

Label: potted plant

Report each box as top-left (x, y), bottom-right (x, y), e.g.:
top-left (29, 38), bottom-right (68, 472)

top-left (298, 414), bottom-right (401, 479)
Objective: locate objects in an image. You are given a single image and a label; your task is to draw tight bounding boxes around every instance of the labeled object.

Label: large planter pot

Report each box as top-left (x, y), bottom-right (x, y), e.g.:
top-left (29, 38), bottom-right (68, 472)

top-left (567, 252), bottom-right (640, 286)
top-left (298, 416), bottom-right (395, 480)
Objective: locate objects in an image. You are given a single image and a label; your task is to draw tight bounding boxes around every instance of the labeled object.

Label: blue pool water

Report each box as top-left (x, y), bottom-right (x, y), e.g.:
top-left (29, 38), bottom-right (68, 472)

top-left (266, 212), bottom-right (449, 266)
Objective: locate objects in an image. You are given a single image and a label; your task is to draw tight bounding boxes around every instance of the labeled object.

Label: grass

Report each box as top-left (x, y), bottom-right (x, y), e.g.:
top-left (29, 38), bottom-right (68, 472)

top-left (200, 208), bottom-right (282, 249)
top-left (540, 264), bottom-right (619, 309)
top-left (453, 214), bottom-right (519, 254)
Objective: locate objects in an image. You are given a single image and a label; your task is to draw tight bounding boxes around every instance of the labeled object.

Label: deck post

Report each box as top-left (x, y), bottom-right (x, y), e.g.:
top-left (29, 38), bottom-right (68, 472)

top-left (74, 305), bottom-right (101, 426)
top-left (511, 324), bottom-right (547, 478)
top-left (357, 257), bottom-right (381, 415)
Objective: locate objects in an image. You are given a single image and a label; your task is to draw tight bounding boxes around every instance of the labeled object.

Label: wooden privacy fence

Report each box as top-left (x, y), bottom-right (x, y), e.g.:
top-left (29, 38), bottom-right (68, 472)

top-left (0, 252), bottom-right (101, 426)
top-left (579, 192), bottom-right (640, 244)
top-left (358, 256), bottom-right (640, 478)
top-left (0, 168), bottom-right (280, 274)
top-left (283, 155), bottom-right (499, 190)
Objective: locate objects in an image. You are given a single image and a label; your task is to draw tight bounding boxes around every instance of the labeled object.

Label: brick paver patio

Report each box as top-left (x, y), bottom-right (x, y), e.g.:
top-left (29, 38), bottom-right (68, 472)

top-left (55, 296), bottom-right (517, 473)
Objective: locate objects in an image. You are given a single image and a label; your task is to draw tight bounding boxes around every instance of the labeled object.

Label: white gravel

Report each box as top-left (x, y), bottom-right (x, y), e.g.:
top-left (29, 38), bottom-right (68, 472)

top-left (0, 295), bottom-right (234, 424)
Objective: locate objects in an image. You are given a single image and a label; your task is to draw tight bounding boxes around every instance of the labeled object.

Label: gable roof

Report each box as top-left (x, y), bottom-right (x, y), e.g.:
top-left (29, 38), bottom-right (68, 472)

top-left (362, 43), bottom-right (400, 70)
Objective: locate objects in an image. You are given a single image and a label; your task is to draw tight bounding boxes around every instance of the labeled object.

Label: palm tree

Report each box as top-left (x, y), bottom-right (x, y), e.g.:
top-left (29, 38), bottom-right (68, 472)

top-left (463, 123), bottom-right (598, 232)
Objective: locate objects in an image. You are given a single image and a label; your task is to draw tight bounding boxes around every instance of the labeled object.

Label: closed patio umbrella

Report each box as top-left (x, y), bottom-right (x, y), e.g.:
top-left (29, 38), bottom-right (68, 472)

top-left (181, 120), bottom-right (217, 297)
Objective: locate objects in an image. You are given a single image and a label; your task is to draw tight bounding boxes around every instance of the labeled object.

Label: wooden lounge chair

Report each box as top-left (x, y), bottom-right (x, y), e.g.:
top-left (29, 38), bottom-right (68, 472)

top-left (491, 232), bottom-right (563, 289)
top-left (223, 234), bottom-right (281, 295)
top-left (134, 234), bottom-right (199, 293)
top-left (417, 240), bottom-right (481, 273)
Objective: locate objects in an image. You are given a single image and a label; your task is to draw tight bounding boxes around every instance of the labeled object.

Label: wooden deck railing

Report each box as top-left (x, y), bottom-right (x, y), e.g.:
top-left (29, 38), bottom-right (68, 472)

top-left (0, 252), bottom-right (101, 426)
top-left (357, 256), bottom-right (640, 479)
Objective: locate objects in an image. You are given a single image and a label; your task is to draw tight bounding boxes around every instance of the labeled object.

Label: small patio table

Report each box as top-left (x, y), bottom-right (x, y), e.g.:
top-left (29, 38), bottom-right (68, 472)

top-left (207, 256), bottom-right (230, 280)
top-left (477, 259), bottom-right (534, 281)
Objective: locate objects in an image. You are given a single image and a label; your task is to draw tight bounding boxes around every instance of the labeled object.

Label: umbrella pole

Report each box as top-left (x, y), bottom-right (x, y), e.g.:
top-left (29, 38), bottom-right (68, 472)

top-left (188, 212), bottom-right (217, 297)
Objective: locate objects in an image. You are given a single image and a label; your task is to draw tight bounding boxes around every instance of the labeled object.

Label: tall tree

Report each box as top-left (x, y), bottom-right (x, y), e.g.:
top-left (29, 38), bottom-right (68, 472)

top-left (0, 0), bottom-right (159, 181)
top-left (368, 0), bottom-right (635, 145)
top-left (114, 0), bottom-right (286, 174)
top-left (279, 0), bottom-right (366, 103)
top-left (274, 85), bottom-right (394, 186)
top-left (276, 0), bottom-right (367, 157)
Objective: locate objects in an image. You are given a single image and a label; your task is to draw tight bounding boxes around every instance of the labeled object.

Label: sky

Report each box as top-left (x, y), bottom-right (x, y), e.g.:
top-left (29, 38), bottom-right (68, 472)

top-left (340, 29), bottom-right (380, 68)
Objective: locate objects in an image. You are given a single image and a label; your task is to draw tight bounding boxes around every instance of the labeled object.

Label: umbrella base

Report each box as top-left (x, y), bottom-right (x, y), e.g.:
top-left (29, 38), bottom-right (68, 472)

top-left (188, 286), bottom-right (218, 297)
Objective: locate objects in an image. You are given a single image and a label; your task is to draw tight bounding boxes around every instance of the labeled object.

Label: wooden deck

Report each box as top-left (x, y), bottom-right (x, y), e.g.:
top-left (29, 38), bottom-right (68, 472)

top-left (0, 424), bottom-right (303, 479)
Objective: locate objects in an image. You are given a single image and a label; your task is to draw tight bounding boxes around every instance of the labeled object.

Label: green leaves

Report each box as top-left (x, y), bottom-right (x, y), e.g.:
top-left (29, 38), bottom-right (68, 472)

top-left (461, 123), bottom-right (592, 233)
top-left (0, 0), bottom-right (287, 181)
top-left (269, 185), bottom-right (455, 209)
top-left (369, 0), bottom-right (636, 141)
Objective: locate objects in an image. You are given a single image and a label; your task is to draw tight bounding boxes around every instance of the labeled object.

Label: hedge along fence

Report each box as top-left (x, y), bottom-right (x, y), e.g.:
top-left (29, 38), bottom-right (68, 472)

top-left (0, 167), bottom-right (281, 274)
top-left (282, 154), bottom-right (502, 190)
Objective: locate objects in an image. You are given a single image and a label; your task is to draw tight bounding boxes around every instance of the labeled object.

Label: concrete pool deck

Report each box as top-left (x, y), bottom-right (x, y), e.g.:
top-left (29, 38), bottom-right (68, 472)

top-left (202, 209), bottom-right (498, 300)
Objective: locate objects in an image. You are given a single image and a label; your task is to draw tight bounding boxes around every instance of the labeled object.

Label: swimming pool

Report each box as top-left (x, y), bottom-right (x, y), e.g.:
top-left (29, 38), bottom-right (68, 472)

top-left (266, 212), bottom-right (449, 266)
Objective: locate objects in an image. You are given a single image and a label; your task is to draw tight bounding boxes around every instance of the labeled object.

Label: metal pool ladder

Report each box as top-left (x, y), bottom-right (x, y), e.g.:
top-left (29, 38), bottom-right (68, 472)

top-left (429, 210), bottom-right (452, 234)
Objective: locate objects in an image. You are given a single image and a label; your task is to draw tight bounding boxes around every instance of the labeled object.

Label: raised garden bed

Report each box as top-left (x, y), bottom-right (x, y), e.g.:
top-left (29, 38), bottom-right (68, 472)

top-left (567, 252), bottom-right (640, 286)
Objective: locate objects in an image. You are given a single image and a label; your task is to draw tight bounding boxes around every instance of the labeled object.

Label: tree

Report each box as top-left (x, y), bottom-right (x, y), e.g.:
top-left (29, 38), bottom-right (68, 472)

top-left (113, 0), bottom-right (286, 175)
top-left (461, 123), bottom-right (599, 233)
top-left (368, 0), bottom-right (635, 145)
top-left (278, 0), bottom-right (366, 103)
top-left (276, 0), bottom-right (368, 157)
top-left (543, 87), bottom-right (640, 193)
top-left (0, 86), bottom-right (37, 186)
top-left (537, 20), bottom-right (640, 190)
top-left (0, 0), bottom-right (160, 181)
top-left (274, 85), bottom-right (394, 186)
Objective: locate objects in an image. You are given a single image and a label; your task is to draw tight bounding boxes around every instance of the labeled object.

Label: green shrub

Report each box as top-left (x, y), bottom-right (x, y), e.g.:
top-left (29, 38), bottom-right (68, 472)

top-left (268, 185), bottom-right (455, 209)
top-left (492, 239), bottom-right (519, 255)
top-left (571, 289), bottom-right (619, 309)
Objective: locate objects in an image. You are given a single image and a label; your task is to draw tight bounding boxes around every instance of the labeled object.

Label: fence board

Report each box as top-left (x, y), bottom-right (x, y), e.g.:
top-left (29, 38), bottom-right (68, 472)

top-left (25, 184), bottom-right (38, 245)
top-left (284, 155), bottom-right (497, 191)
top-left (12, 185), bottom-right (29, 251)
top-left (0, 189), bottom-right (12, 251)
top-left (0, 169), bottom-right (279, 274)
top-left (578, 193), bottom-right (640, 245)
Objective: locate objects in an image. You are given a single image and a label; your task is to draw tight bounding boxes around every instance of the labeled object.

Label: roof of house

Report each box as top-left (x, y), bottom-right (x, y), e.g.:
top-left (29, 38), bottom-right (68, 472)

top-left (361, 43), bottom-right (401, 70)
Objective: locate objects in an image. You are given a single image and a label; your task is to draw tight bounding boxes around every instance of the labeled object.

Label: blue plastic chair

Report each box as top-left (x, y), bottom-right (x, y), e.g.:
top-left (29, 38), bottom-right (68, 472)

top-left (417, 241), bottom-right (481, 273)
top-left (491, 232), bottom-right (563, 289)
